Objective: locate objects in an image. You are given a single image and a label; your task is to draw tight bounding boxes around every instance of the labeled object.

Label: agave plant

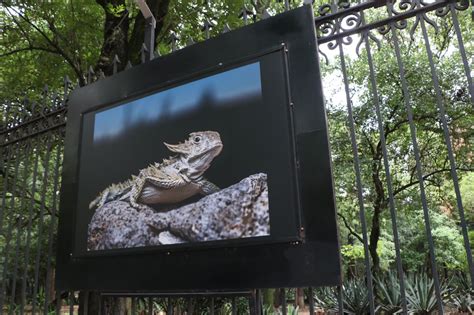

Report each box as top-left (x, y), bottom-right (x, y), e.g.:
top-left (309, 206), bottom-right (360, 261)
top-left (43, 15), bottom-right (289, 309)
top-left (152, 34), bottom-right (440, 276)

top-left (342, 278), bottom-right (371, 315)
top-left (314, 286), bottom-right (338, 312)
top-left (405, 273), bottom-right (447, 315)
top-left (450, 291), bottom-right (473, 314)
top-left (375, 271), bottom-right (403, 314)
top-left (447, 273), bottom-right (474, 314)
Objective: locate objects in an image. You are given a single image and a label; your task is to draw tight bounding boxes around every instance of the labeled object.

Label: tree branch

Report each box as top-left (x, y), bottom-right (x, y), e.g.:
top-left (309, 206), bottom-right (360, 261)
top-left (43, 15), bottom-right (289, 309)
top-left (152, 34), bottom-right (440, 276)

top-left (4, 4), bottom-right (85, 85)
top-left (337, 212), bottom-right (364, 244)
top-left (0, 46), bottom-right (59, 58)
top-left (393, 167), bottom-right (474, 197)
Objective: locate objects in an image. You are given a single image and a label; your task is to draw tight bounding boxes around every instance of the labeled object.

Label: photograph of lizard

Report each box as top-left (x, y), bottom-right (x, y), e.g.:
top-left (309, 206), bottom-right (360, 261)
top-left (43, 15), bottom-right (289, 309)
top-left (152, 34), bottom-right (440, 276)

top-left (78, 61), bottom-right (273, 251)
top-left (88, 131), bottom-right (223, 212)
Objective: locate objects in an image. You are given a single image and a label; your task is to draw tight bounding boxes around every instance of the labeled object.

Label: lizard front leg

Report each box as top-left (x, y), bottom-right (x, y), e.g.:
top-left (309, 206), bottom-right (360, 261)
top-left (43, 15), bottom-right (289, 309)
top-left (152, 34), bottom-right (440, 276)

top-left (197, 178), bottom-right (220, 195)
top-left (129, 177), bottom-right (150, 211)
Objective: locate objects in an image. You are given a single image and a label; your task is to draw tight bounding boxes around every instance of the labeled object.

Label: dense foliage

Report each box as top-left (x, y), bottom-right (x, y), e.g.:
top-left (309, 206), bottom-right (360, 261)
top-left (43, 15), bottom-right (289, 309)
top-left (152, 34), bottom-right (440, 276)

top-left (1, 0), bottom-right (473, 313)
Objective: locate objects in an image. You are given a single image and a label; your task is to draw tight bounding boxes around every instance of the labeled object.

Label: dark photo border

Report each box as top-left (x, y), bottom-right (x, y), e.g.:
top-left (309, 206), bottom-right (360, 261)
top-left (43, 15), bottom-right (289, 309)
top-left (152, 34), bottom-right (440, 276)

top-left (74, 48), bottom-right (300, 257)
top-left (56, 6), bottom-right (342, 291)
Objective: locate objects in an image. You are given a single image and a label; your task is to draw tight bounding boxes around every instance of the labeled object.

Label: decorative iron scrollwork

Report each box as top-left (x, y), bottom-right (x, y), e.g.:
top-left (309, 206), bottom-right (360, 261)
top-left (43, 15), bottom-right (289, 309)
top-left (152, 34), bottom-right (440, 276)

top-left (1, 97), bottom-right (68, 148)
top-left (315, 0), bottom-right (470, 56)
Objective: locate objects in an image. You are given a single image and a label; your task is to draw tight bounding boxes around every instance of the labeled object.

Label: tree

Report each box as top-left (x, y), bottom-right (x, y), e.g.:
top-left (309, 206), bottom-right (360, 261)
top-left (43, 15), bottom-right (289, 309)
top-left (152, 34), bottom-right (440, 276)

top-left (327, 8), bottom-right (474, 274)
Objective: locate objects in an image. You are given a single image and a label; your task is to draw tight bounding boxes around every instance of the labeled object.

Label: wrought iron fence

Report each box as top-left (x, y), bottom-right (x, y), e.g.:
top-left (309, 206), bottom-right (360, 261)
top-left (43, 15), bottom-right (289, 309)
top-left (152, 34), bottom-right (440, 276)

top-left (1, 0), bottom-right (473, 314)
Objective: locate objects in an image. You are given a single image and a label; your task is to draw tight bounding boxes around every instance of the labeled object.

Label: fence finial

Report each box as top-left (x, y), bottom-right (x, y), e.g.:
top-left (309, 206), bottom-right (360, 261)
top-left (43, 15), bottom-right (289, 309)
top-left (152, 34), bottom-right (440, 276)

top-left (113, 54), bottom-right (121, 74)
top-left (239, 5), bottom-right (253, 25)
top-left (87, 66), bottom-right (95, 84)
top-left (261, 9), bottom-right (271, 19)
top-left (170, 33), bottom-right (179, 52)
top-left (222, 23), bottom-right (231, 33)
top-left (202, 20), bottom-right (214, 39)
top-left (140, 43), bottom-right (148, 63)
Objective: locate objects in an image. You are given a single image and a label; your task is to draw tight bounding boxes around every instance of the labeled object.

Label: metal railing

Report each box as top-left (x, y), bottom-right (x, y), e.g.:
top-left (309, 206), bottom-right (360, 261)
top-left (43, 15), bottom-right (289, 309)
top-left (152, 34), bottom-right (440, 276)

top-left (1, 0), bottom-right (473, 314)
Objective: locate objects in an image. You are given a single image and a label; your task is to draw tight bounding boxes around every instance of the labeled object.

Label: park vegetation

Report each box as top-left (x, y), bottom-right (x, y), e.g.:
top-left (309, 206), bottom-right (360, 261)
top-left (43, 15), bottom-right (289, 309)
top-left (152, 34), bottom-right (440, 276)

top-left (1, 0), bottom-right (473, 313)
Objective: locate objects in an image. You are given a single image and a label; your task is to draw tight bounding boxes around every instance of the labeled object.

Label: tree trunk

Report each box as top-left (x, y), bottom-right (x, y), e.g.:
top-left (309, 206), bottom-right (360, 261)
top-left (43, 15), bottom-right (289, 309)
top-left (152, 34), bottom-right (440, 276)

top-left (95, 0), bottom-right (130, 76)
top-left (368, 154), bottom-right (384, 274)
top-left (295, 288), bottom-right (305, 310)
top-left (128, 0), bottom-right (171, 64)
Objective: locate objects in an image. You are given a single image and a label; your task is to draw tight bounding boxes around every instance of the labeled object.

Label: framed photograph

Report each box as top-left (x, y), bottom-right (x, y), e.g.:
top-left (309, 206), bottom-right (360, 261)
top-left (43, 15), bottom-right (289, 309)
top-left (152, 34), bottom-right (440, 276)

top-left (76, 51), bottom-right (300, 256)
top-left (57, 6), bottom-right (341, 291)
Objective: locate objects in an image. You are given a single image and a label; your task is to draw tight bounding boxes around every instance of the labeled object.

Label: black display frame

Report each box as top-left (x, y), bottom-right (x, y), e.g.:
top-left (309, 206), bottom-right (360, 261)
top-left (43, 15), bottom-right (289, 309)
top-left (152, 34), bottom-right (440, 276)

top-left (57, 6), bottom-right (341, 291)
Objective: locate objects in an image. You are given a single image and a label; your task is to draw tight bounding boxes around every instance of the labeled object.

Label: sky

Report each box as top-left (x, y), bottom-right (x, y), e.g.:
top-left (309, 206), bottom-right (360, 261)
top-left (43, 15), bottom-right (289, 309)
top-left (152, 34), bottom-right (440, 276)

top-left (93, 62), bottom-right (262, 142)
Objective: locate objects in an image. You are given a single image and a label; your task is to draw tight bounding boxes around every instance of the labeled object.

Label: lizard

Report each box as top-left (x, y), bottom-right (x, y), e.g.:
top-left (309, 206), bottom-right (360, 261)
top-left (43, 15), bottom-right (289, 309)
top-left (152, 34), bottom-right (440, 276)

top-left (88, 131), bottom-right (223, 211)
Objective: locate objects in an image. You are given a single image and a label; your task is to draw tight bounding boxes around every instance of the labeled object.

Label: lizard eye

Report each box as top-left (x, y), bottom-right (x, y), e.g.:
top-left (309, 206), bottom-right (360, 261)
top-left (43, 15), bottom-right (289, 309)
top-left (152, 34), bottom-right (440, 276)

top-left (193, 136), bottom-right (201, 143)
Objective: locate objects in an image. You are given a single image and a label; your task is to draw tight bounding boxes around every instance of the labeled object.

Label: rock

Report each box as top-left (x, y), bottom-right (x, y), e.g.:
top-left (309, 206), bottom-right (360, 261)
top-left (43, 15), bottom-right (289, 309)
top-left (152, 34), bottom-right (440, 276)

top-left (158, 231), bottom-right (187, 245)
top-left (87, 201), bottom-right (163, 250)
top-left (88, 173), bottom-right (270, 250)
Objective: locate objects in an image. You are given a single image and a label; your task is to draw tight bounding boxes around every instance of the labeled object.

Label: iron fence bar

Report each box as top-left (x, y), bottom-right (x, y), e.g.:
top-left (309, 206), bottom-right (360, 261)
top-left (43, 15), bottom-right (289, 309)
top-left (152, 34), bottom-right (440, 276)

top-left (55, 292), bottom-right (61, 315)
top-left (0, 140), bottom-right (12, 235)
top-left (209, 296), bottom-right (215, 315)
top-left (167, 296), bottom-right (172, 315)
top-left (419, 14), bottom-right (474, 288)
top-left (231, 296), bottom-right (237, 315)
top-left (186, 296), bottom-right (192, 314)
top-left (131, 296), bottom-right (137, 315)
top-left (336, 14), bottom-right (376, 315)
top-left (337, 285), bottom-right (344, 315)
top-left (387, 3), bottom-right (444, 313)
top-left (0, 144), bottom-right (22, 315)
top-left (31, 139), bottom-right (53, 315)
top-left (8, 217), bottom-right (22, 314)
top-left (281, 289), bottom-right (286, 315)
top-left (83, 291), bottom-right (89, 315)
top-left (257, 289), bottom-right (262, 315)
top-left (19, 139), bottom-right (40, 315)
top-left (359, 10), bottom-right (408, 314)
top-left (0, 105), bottom-right (13, 229)
top-left (147, 296), bottom-right (152, 315)
top-left (44, 134), bottom-right (63, 314)
top-left (317, 0), bottom-right (455, 44)
top-left (308, 287), bottom-right (315, 315)
top-left (449, 2), bottom-right (474, 106)
top-left (69, 291), bottom-right (74, 315)
top-left (10, 140), bottom-right (34, 315)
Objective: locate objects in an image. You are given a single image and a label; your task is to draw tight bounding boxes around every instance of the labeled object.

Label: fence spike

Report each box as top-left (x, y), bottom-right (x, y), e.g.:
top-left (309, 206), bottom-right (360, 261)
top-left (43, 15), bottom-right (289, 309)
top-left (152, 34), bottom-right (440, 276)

top-left (187, 37), bottom-right (195, 46)
top-left (125, 60), bottom-right (133, 70)
top-left (261, 9), bottom-right (271, 19)
top-left (170, 33), bottom-right (179, 52)
top-left (22, 97), bottom-right (30, 119)
top-left (223, 23), bottom-right (232, 33)
top-left (87, 66), bottom-right (95, 84)
top-left (62, 76), bottom-right (71, 106)
top-left (154, 48), bottom-right (161, 58)
top-left (239, 5), bottom-right (253, 25)
top-left (113, 54), bottom-right (120, 74)
top-left (30, 101), bottom-right (36, 116)
top-left (202, 20), bottom-right (214, 39)
top-left (98, 70), bottom-right (106, 79)
top-left (140, 43), bottom-right (148, 63)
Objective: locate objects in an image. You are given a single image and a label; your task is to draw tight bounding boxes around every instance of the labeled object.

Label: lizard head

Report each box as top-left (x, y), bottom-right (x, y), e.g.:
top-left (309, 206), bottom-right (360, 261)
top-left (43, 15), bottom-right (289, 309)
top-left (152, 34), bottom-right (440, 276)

top-left (164, 131), bottom-right (223, 177)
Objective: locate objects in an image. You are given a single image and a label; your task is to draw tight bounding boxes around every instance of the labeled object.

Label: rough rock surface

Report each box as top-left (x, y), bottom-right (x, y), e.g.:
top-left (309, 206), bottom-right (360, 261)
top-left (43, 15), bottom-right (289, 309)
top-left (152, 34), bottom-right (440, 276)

top-left (88, 173), bottom-right (269, 250)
